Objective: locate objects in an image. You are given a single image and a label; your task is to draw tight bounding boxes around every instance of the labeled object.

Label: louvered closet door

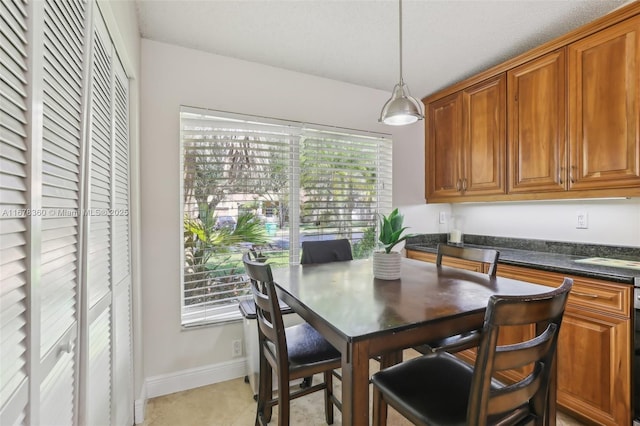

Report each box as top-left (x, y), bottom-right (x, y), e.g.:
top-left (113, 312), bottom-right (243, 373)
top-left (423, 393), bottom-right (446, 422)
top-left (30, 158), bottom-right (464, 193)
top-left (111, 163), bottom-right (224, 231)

top-left (84, 10), bottom-right (113, 426)
top-left (111, 56), bottom-right (133, 426)
top-left (39, 0), bottom-right (87, 424)
top-left (0, 0), bottom-right (29, 424)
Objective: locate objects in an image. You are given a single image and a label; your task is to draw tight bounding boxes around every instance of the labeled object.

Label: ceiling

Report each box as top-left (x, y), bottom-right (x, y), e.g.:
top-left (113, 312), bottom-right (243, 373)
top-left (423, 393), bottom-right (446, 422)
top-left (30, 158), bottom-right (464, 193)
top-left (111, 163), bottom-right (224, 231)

top-left (135, 0), bottom-right (630, 99)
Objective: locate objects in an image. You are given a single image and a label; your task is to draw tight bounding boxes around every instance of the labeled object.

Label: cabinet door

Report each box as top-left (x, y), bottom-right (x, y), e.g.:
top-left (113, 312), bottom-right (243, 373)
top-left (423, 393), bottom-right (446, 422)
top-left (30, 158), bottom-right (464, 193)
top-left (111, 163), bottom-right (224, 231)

top-left (426, 93), bottom-right (463, 200)
top-left (568, 15), bottom-right (640, 190)
top-left (508, 49), bottom-right (567, 193)
top-left (462, 74), bottom-right (506, 196)
top-left (557, 307), bottom-right (630, 426)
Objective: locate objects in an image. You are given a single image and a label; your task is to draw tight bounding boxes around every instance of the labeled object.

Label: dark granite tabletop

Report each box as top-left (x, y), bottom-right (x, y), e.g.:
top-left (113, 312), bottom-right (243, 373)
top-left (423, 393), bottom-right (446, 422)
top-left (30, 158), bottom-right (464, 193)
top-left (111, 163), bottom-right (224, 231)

top-left (405, 234), bottom-right (640, 285)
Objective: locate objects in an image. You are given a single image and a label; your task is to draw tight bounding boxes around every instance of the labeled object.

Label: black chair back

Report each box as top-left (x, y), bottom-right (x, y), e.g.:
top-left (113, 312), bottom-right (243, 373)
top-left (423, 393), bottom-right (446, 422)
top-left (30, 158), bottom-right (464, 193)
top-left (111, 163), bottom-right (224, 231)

top-left (300, 239), bottom-right (353, 264)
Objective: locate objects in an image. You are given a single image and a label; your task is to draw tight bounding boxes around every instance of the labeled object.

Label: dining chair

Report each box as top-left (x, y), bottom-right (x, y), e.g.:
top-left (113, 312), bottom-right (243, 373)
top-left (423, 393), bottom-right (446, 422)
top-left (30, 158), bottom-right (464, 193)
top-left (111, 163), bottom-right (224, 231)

top-left (436, 242), bottom-right (500, 276)
top-left (242, 253), bottom-right (342, 426)
top-left (414, 243), bottom-right (501, 355)
top-left (371, 277), bottom-right (573, 426)
top-left (300, 239), bottom-right (353, 264)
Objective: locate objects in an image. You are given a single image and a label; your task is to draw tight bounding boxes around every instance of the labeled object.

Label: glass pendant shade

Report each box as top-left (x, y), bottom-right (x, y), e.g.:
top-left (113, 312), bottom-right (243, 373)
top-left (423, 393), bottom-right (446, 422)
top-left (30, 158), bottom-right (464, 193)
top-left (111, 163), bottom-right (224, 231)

top-left (379, 81), bottom-right (423, 125)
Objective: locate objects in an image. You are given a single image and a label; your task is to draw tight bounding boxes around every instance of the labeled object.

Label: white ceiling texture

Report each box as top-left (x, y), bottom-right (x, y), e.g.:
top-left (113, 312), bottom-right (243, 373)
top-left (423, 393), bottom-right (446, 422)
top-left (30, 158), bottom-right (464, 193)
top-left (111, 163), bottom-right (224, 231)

top-left (135, 0), bottom-right (631, 100)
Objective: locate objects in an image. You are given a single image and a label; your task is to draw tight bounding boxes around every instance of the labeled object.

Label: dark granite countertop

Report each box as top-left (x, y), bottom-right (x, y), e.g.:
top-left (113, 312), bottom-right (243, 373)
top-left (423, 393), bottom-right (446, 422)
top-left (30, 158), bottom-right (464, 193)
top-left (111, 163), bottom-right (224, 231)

top-left (405, 234), bottom-right (640, 285)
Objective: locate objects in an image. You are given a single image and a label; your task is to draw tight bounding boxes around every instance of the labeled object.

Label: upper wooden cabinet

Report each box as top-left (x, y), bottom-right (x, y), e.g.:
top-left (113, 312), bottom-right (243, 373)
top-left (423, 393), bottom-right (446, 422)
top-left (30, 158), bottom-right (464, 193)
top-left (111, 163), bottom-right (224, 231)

top-left (507, 49), bottom-right (567, 193)
top-left (426, 75), bottom-right (506, 201)
top-left (424, 4), bottom-right (640, 203)
top-left (462, 75), bottom-right (506, 196)
top-left (568, 15), bottom-right (640, 191)
top-left (426, 93), bottom-right (463, 199)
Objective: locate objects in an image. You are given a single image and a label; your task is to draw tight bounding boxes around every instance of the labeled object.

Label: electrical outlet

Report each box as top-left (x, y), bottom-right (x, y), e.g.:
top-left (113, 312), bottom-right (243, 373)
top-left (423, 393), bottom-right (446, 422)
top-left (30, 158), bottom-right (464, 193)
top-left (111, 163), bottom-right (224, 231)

top-left (232, 339), bottom-right (242, 357)
top-left (439, 211), bottom-right (447, 224)
top-left (576, 211), bottom-right (588, 229)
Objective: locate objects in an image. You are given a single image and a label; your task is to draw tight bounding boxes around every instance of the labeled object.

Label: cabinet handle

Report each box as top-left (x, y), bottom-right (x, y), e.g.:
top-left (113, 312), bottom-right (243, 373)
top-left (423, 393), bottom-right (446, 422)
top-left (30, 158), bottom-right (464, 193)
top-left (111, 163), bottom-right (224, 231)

top-left (58, 342), bottom-right (72, 357)
top-left (571, 290), bottom-right (614, 300)
top-left (559, 166), bottom-right (564, 184)
top-left (456, 179), bottom-right (462, 191)
top-left (570, 165), bottom-right (576, 184)
top-left (462, 178), bottom-right (467, 191)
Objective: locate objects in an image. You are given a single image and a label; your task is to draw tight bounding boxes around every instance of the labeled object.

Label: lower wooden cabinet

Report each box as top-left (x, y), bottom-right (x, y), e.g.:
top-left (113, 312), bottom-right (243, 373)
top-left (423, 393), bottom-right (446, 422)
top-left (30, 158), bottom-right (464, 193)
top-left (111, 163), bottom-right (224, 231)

top-left (494, 264), bottom-right (631, 426)
top-left (405, 250), bottom-right (632, 426)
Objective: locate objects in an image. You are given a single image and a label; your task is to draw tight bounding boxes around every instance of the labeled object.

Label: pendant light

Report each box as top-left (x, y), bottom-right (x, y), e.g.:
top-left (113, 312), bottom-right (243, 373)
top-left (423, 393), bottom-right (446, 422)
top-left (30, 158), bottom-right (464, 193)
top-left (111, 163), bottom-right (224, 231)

top-left (379, 0), bottom-right (424, 126)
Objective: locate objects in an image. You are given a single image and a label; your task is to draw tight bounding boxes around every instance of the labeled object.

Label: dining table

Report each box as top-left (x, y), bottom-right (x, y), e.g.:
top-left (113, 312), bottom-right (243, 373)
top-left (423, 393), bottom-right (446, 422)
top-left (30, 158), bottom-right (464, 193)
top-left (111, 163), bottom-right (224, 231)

top-left (271, 256), bottom-right (558, 426)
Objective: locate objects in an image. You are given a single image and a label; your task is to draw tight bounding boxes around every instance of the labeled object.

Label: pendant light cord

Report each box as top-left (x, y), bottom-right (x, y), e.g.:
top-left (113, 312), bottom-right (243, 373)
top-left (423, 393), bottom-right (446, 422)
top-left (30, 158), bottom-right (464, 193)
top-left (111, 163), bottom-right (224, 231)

top-left (398, 0), bottom-right (404, 84)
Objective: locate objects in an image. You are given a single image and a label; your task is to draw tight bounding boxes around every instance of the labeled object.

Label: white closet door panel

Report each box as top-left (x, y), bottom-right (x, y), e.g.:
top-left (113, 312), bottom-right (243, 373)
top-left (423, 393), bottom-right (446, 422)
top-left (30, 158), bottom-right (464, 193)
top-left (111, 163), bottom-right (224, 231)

top-left (112, 59), bottom-right (130, 283)
top-left (0, 0), bottom-right (29, 424)
top-left (111, 57), bottom-right (132, 425)
top-left (112, 280), bottom-right (132, 425)
top-left (87, 307), bottom-right (111, 426)
top-left (40, 0), bottom-right (85, 377)
top-left (39, 338), bottom-right (76, 426)
top-left (86, 15), bottom-right (112, 309)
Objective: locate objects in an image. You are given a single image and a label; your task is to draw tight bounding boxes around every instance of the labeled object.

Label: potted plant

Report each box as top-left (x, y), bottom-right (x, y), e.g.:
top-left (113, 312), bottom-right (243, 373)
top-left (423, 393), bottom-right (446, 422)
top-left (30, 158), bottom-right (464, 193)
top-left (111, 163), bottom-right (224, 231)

top-left (373, 208), bottom-right (413, 280)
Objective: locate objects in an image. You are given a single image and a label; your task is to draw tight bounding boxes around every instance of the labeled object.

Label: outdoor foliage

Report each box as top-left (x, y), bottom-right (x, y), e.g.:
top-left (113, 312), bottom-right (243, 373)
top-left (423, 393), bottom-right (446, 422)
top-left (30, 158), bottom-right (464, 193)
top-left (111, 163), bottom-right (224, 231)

top-left (183, 211), bottom-right (268, 306)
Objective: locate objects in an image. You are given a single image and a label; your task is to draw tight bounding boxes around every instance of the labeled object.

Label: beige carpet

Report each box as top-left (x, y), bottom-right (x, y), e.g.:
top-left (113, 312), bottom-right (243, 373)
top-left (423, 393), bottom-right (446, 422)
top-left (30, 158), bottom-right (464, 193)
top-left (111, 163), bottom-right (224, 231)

top-left (143, 355), bottom-right (587, 426)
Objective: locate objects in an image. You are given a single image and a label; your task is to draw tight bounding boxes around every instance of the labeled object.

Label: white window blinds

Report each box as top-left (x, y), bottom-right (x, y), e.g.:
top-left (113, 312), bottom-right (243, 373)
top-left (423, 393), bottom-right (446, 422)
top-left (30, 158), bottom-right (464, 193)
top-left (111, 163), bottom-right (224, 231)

top-left (180, 107), bottom-right (391, 326)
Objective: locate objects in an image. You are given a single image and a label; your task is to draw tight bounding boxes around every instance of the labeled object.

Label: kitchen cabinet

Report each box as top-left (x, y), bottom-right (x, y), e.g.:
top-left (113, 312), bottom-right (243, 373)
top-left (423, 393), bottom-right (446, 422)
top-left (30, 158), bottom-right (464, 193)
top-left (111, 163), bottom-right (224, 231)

top-left (405, 250), bottom-right (632, 426)
top-left (568, 15), bottom-right (640, 191)
top-left (426, 93), bottom-right (463, 199)
top-left (507, 49), bottom-right (567, 193)
top-left (423, 4), bottom-right (640, 202)
top-left (425, 75), bottom-right (506, 202)
top-left (494, 265), bottom-right (631, 426)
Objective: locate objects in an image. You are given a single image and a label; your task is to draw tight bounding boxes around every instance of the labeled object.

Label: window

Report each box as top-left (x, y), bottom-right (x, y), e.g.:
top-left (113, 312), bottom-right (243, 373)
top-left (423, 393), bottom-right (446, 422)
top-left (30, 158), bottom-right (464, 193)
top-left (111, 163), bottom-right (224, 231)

top-left (180, 107), bottom-right (391, 326)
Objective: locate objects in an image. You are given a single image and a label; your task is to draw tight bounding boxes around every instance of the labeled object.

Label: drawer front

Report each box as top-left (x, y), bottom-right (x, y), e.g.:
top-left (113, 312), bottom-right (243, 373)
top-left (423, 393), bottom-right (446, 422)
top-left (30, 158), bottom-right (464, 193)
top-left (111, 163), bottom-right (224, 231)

top-left (497, 264), bottom-right (631, 318)
top-left (406, 249), bottom-right (486, 273)
top-left (567, 278), bottom-right (630, 318)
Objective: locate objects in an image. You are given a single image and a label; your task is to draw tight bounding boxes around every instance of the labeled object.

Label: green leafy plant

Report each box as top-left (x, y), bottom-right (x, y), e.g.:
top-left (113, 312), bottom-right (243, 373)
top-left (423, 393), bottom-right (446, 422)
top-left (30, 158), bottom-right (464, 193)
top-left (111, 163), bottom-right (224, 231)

top-left (378, 208), bottom-right (413, 254)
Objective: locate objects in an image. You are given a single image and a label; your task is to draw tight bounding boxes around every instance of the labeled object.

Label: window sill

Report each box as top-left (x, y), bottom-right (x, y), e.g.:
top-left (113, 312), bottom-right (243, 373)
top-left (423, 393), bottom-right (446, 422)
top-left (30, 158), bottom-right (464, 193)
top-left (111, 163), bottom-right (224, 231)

top-left (181, 303), bottom-right (245, 329)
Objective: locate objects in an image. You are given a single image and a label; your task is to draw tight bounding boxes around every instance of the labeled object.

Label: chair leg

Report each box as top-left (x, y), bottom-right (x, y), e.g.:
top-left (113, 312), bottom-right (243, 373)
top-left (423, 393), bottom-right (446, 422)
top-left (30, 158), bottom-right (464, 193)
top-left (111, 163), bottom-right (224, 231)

top-left (256, 351), bottom-right (273, 425)
top-left (372, 385), bottom-right (388, 426)
top-left (323, 371), bottom-right (334, 424)
top-left (278, 370), bottom-right (290, 426)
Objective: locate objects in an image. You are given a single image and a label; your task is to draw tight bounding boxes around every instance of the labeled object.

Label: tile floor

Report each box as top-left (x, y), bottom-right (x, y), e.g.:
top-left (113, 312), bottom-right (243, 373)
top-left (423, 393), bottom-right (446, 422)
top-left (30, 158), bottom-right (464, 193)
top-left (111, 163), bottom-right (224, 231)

top-left (143, 370), bottom-right (587, 426)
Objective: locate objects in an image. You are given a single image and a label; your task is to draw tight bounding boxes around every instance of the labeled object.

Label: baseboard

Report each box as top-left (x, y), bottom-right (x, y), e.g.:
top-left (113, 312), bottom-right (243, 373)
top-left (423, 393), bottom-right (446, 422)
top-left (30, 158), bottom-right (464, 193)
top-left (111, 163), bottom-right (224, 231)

top-left (134, 385), bottom-right (147, 425)
top-left (145, 357), bottom-right (247, 399)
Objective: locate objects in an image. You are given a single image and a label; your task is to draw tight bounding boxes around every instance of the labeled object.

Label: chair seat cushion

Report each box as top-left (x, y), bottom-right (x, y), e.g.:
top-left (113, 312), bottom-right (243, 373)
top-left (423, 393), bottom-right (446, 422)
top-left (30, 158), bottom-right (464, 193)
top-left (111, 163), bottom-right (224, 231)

top-left (372, 352), bottom-right (528, 426)
top-left (373, 352), bottom-right (473, 426)
top-left (286, 323), bottom-right (341, 366)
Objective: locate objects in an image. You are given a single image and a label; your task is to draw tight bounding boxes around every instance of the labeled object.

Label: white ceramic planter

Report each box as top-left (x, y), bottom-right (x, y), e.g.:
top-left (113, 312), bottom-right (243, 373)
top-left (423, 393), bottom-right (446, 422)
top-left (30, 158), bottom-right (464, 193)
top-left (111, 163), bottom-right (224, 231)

top-left (372, 251), bottom-right (402, 280)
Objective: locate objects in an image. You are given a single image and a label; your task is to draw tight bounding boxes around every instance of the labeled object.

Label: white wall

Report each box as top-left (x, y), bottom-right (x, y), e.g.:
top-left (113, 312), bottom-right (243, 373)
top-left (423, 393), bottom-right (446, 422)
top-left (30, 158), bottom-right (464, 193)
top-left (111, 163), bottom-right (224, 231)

top-left (449, 198), bottom-right (640, 247)
top-left (139, 39), bottom-right (430, 382)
